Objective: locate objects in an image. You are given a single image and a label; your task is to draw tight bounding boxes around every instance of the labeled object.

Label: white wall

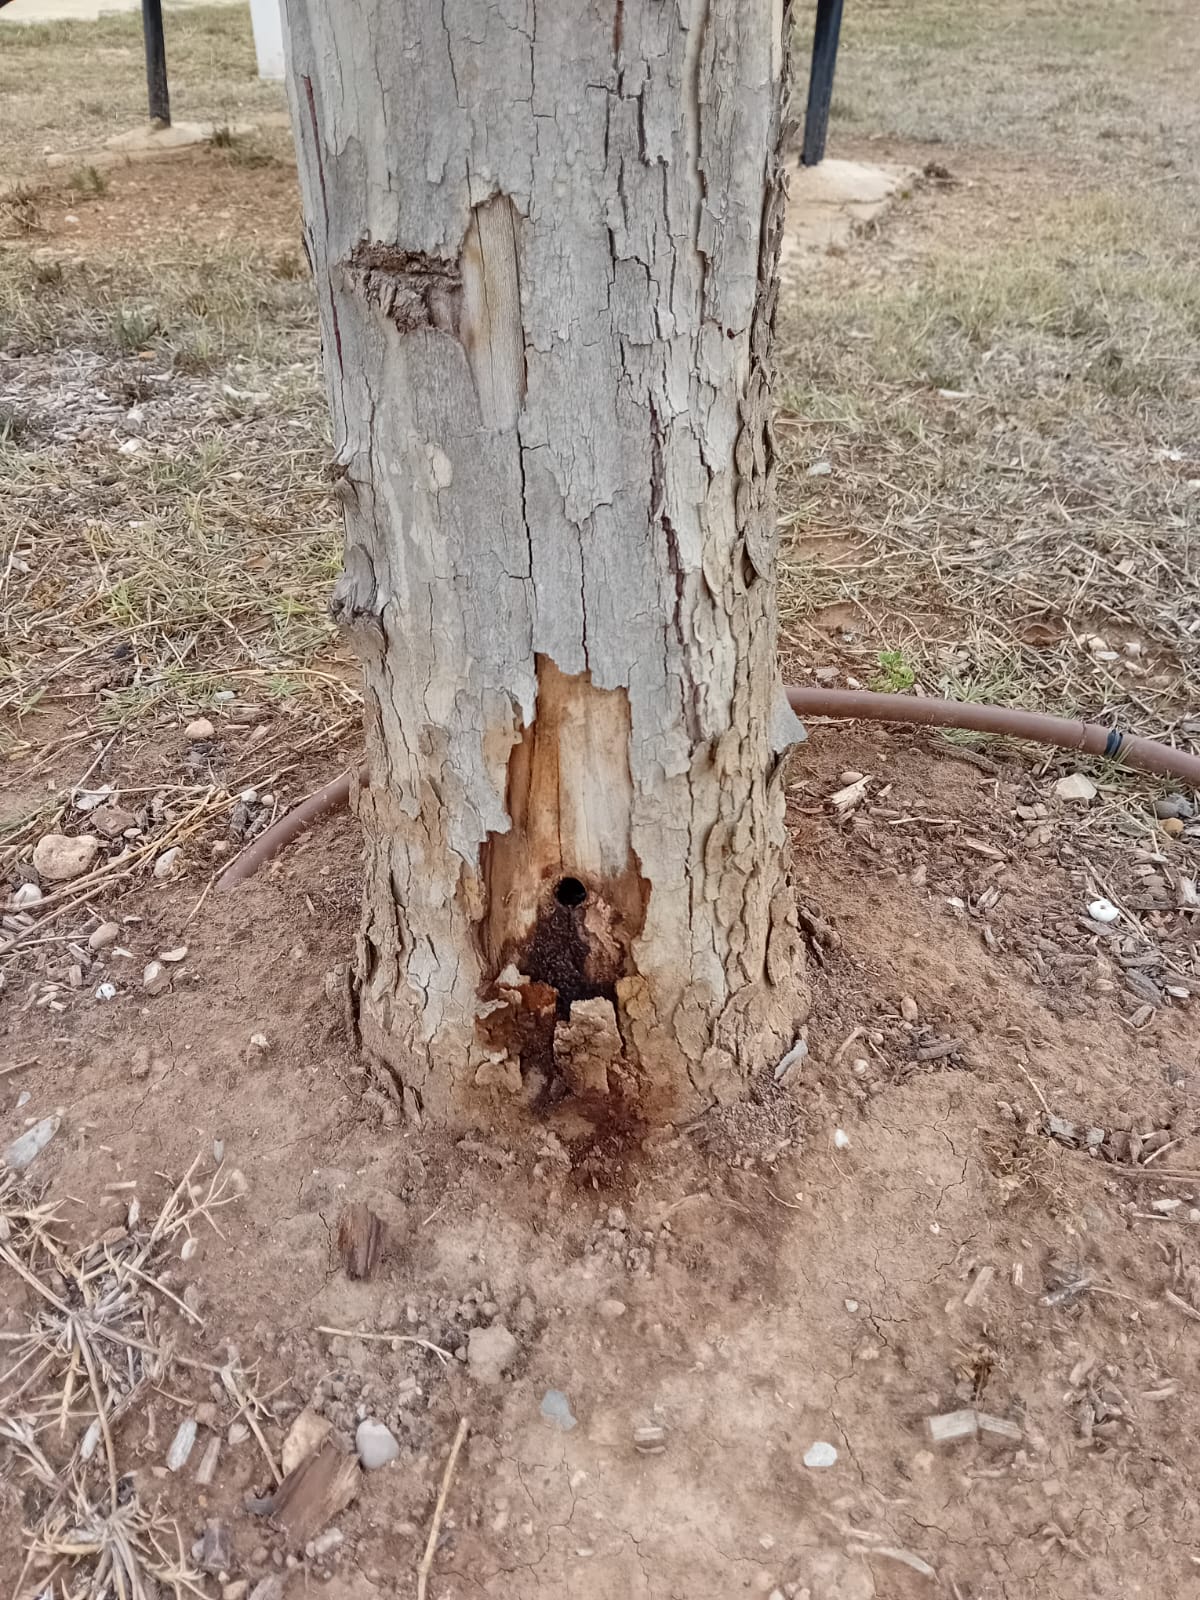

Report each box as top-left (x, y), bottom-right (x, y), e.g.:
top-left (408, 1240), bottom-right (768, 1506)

top-left (248, 0), bottom-right (285, 81)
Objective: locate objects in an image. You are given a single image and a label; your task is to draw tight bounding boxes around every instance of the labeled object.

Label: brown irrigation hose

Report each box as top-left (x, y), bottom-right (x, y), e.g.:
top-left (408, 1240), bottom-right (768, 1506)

top-left (216, 688), bottom-right (1200, 891)
top-left (785, 687), bottom-right (1200, 785)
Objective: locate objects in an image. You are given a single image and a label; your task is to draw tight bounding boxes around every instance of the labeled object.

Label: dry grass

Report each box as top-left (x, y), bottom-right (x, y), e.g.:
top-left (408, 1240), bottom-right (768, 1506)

top-left (0, 1154), bottom-right (244, 1598)
top-left (0, 5), bottom-right (288, 186)
top-left (780, 2), bottom-right (1200, 762)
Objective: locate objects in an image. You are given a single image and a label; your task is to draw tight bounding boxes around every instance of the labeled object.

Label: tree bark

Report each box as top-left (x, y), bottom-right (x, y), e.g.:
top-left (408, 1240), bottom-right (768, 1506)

top-left (284, 0), bottom-right (808, 1125)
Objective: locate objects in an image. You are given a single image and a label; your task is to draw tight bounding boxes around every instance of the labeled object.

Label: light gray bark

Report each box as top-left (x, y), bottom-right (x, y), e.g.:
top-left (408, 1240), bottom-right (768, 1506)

top-left (284, 0), bottom-right (807, 1124)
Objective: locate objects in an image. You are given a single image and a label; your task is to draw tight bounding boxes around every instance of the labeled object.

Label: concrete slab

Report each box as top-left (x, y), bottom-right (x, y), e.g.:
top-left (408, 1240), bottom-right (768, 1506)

top-left (781, 157), bottom-right (920, 270)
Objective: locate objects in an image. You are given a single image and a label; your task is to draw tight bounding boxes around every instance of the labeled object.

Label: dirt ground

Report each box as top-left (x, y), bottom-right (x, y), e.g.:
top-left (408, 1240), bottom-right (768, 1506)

top-left (3, 4), bottom-right (1200, 1599)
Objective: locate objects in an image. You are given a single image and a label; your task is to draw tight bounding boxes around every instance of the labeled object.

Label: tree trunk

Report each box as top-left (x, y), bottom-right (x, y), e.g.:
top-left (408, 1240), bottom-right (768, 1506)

top-left (284, 0), bottom-right (808, 1125)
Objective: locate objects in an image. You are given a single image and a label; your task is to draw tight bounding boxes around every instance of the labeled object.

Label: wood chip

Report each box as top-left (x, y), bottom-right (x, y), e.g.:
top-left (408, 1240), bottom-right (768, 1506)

top-left (195, 1434), bottom-right (221, 1486)
top-left (258, 1436), bottom-right (360, 1548)
top-left (927, 1409), bottom-right (978, 1444)
top-left (976, 1412), bottom-right (1022, 1443)
top-left (337, 1202), bottom-right (386, 1280)
top-left (912, 1038), bottom-right (961, 1063)
top-left (847, 1544), bottom-right (937, 1580)
top-left (963, 1264), bottom-right (995, 1308)
top-left (830, 775), bottom-right (870, 812)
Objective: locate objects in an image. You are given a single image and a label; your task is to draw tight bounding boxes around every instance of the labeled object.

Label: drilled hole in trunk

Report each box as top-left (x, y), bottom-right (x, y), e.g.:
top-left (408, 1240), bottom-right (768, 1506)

top-left (554, 876), bottom-right (587, 908)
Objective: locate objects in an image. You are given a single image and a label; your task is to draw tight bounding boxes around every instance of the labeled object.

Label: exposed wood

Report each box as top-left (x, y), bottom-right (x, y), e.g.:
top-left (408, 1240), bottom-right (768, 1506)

top-left (258, 1436), bottom-right (360, 1549)
top-left (284, 0), bottom-right (809, 1123)
top-left (337, 1202), bottom-right (385, 1280)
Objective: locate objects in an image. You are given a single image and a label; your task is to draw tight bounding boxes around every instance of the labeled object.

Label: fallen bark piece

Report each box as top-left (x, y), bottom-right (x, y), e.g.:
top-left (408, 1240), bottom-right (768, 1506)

top-left (976, 1411), bottom-right (1023, 1443)
top-left (337, 1202), bottom-right (386, 1280)
top-left (927, 1409), bottom-right (978, 1445)
top-left (848, 1544), bottom-right (937, 1581)
top-left (259, 1435), bottom-right (360, 1548)
top-left (928, 1407), bottom-right (1022, 1447)
top-left (963, 1264), bottom-right (995, 1308)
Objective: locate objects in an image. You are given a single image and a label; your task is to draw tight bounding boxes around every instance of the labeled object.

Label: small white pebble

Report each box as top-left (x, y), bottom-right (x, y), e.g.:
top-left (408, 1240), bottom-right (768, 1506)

top-left (11, 882), bottom-right (43, 908)
top-left (185, 718), bottom-right (215, 741)
top-left (94, 982), bottom-right (118, 1001)
top-left (142, 961), bottom-right (170, 996)
top-left (833, 1128), bottom-right (851, 1151)
top-left (238, 788), bottom-right (259, 804)
top-left (803, 1440), bottom-right (838, 1469)
top-left (153, 847), bottom-right (182, 881)
top-left (1087, 898), bottom-right (1120, 924)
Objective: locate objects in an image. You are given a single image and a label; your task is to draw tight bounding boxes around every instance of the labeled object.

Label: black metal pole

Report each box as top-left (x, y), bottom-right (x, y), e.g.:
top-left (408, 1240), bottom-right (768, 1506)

top-left (801, 0), bottom-right (845, 167)
top-left (142, 0), bottom-right (171, 127)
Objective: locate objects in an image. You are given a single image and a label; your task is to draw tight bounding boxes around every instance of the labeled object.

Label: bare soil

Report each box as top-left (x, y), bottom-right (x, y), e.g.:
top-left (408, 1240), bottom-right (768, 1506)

top-left (3, 6), bottom-right (1200, 1600)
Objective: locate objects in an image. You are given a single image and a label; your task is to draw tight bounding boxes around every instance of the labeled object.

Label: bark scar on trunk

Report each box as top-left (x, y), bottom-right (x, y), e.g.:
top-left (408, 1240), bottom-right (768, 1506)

top-left (344, 241), bottom-right (463, 336)
top-left (476, 657), bottom-right (649, 1111)
top-left (344, 195), bottom-right (526, 430)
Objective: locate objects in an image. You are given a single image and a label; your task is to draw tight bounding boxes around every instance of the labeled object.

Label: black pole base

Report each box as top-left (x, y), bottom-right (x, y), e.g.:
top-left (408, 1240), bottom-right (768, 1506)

top-left (801, 0), bottom-right (845, 168)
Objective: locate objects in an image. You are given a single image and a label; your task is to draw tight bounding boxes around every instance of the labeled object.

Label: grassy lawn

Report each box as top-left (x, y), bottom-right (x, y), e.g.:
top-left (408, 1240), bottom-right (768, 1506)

top-left (782, 0), bottom-right (1200, 746)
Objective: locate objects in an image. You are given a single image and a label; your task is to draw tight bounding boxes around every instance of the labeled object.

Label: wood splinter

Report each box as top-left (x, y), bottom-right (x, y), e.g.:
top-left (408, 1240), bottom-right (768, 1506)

top-left (337, 1202), bottom-right (386, 1280)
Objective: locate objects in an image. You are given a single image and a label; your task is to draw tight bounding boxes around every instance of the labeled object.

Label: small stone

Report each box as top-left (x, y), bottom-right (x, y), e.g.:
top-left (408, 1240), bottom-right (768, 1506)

top-left (11, 882), bottom-right (43, 908)
top-left (33, 833), bottom-right (100, 882)
top-left (467, 1323), bottom-right (519, 1384)
top-left (88, 921), bottom-right (120, 950)
top-left (1162, 817), bottom-right (1185, 838)
top-left (1054, 773), bottom-right (1097, 803)
top-left (2, 1116), bottom-right (60, 1172)
top-left (803, 1440), bottom-right (838, 1469)
top-left (900, 995), bottom-right (919, 1022)
top-left (807, 459), bottom-right (833, 477)
top-left (227, 1421), bottom-right (250, 1445)
top-left (186, 718), bottom-right (216, 741)
top-left (1154, 794), bottom-right (1195, 821)
top-left (143, 961), bottom-right (170, 996)
top-left (598, 1298), bottom-right (627, 1321)
top-left (282, 1408), bottom-right (332, 1474)
top-left (540, 1390), bottom-right (578, 1431)
top-left (153, 847), bottom-right (182, 880)
top-left (1087, 898), bottom-right (1120, 924)
top-left (91, 804), bottom-right (137, 839)
top-left (355, 1418), bottom-right (401, 1470)
top-left (833, 1128), bottom-right (850, 1150)
top-left (223, 1584), bottom-right (249, 1600)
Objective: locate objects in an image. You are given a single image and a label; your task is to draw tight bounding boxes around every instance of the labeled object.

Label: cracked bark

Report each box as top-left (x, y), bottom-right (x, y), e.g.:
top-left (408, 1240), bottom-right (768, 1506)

top-left (284, 0), bottom-right (808, 1124)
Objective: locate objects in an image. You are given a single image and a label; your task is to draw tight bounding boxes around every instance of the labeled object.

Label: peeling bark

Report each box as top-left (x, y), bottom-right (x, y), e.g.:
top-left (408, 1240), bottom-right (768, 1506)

top-left (284, 0), bottom-right (808, 1125)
